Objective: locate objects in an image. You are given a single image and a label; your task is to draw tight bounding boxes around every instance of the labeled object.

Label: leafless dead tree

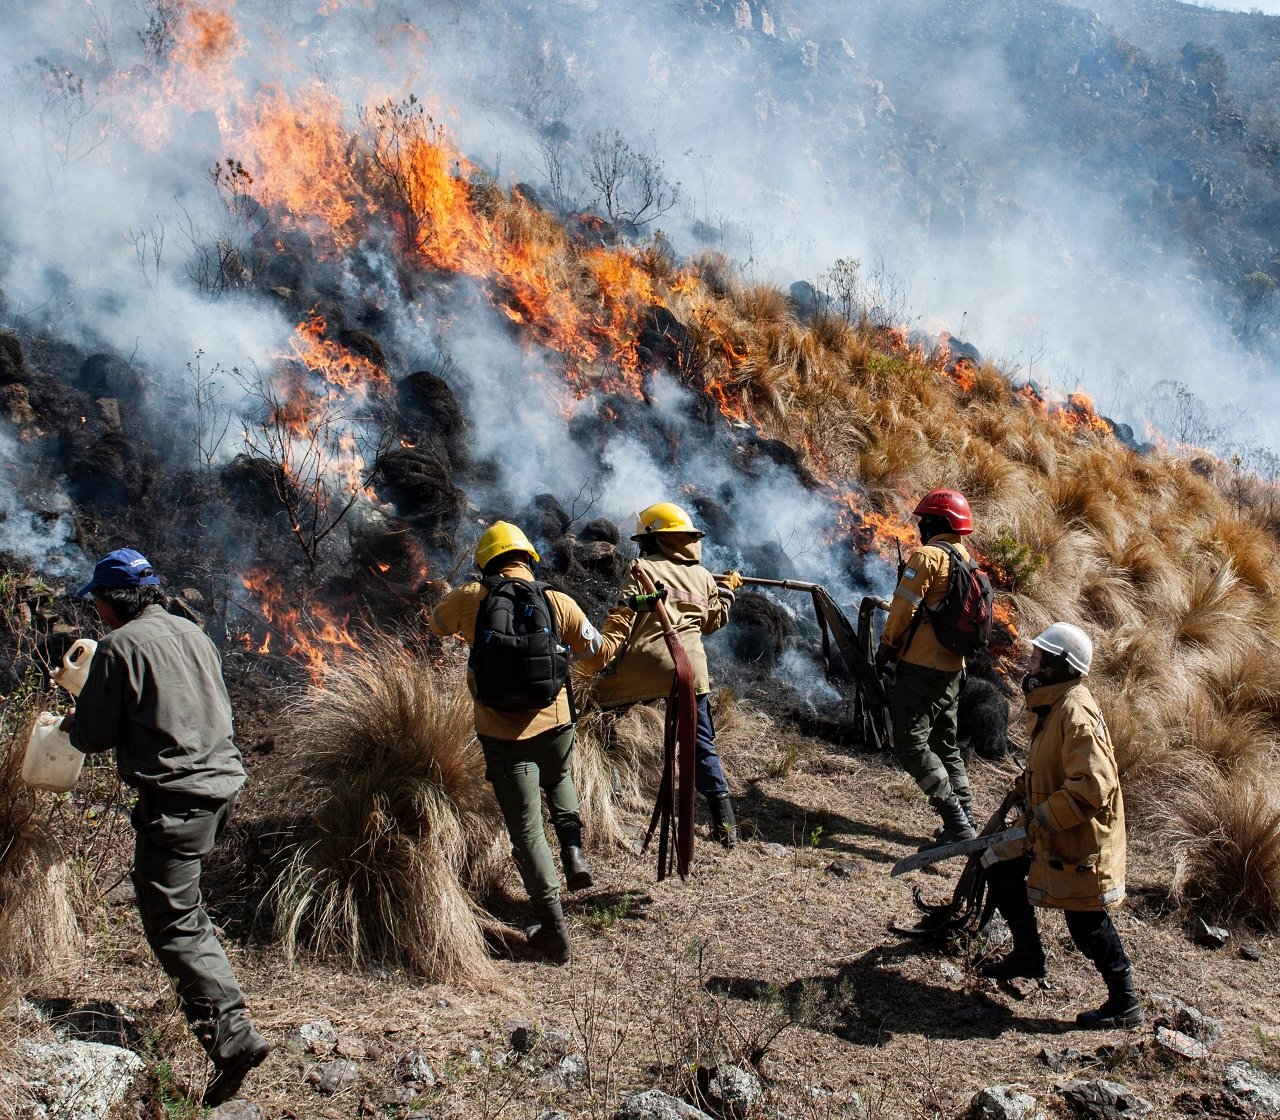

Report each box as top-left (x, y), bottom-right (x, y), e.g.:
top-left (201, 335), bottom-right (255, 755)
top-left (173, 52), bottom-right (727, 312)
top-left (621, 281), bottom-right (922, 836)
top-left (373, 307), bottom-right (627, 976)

top-left (233, 364), bottom-right (393, 570)
top-left (585, 129), bottom-right (680, 229)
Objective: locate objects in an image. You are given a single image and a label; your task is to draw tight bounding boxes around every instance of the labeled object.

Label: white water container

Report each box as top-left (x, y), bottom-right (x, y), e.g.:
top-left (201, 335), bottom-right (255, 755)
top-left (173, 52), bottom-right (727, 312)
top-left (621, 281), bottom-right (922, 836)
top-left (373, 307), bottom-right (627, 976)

top-left (21, 712), bottom-right (85, 792)
top-left (53, 638), bottom-right (97, 697)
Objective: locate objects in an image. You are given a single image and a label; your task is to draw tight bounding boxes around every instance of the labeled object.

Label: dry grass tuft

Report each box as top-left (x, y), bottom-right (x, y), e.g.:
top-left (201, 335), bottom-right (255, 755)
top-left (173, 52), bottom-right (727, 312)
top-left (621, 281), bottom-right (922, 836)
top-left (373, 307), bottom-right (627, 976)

top-left (0, 693), bottom-right (83, 987)
top-left (271, 636), bottom-right (503, 987)
top-left (1160, 760), bottom-right (1280, 929)
top-left (1163, 560), bottom-right (1251, 651)
top-left (571, 703), bottom-right (664, 850)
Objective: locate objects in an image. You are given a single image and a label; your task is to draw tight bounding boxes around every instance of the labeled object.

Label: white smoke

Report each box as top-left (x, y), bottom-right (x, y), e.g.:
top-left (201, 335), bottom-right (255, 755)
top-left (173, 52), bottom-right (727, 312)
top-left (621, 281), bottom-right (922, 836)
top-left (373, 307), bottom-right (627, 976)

top-left (2, 0), bottom-right (1276, 605)
top-left (0, 431), bottom-right (83, 577)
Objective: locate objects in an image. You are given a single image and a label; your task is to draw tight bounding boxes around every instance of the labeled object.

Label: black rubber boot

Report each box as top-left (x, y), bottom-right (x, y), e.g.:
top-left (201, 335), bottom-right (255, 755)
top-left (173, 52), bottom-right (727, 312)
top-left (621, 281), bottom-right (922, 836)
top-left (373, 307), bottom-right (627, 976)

top-left (1076, 967), bottom-right (1143, 1029)
top-left (980, 915), bottom-right (1048, 980)
top-left (707, 795), bottom-right (738, 849)
top-left (527, 900), bottom-right (572, 963)
top-left (920, 796), bottom-right (977, 849)
top-left (561, 845), bottom-right (593, 892)
top-left (203, 1030), bottom-right (270, 1107)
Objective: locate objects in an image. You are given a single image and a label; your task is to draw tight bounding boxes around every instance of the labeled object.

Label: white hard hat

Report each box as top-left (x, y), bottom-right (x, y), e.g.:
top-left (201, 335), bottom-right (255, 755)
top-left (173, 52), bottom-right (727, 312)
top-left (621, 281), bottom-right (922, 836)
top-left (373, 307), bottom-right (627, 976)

top-left (1031, 622), bottom-right (1093, 675)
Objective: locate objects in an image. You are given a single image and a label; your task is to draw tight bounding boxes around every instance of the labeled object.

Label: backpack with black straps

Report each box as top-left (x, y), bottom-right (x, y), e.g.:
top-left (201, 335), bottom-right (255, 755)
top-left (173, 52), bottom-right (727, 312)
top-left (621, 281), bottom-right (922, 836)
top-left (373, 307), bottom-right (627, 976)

top-left (469, 577), bottom-right (571, 712)
top-left (925, 542), bottom-right (994, 656)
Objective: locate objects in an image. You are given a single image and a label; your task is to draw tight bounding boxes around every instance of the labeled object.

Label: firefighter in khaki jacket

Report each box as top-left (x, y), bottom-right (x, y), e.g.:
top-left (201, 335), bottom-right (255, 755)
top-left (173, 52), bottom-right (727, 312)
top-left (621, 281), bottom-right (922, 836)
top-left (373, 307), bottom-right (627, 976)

top-left (430, 522), bottom-right (629, 963)
top-left (593, 502), bottom-right (743, 847)
top-left (875, 490), bottom-right (978, 847)
top-left (981, 622), bottom-right (1142, 1030)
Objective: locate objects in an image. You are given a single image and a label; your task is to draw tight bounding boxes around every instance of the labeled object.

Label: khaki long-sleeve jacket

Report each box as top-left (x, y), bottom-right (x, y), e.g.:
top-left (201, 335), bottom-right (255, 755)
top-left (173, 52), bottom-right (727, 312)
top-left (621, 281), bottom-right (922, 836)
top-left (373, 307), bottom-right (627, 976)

top-left (592, 544), bottom-right (732, 708)
top-left (1022, 678), bottom-right (1127, 911)
top-left (430, 559), bottom-right (623, 740)
top-left (877, 533), bottom-right (968, 672)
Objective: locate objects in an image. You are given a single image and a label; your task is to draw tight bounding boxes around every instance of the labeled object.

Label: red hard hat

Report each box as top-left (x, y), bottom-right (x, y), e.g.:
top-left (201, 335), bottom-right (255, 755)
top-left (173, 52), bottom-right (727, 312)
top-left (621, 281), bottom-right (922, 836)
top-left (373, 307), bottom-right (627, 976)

top-left (913, 489), bottom-right (973, 534)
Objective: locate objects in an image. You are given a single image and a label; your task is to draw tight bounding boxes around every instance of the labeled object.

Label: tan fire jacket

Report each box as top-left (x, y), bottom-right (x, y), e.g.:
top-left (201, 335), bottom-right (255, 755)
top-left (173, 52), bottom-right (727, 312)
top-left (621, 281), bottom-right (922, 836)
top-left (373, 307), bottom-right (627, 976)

top-left (429, 560), bottom-right (623, 741)
top-left (1022, 679), bottom-right (1127, 911)
top-left (877, 533), bottom-right (968, 672)
top-left (592, 538), bottom-right (732, 708)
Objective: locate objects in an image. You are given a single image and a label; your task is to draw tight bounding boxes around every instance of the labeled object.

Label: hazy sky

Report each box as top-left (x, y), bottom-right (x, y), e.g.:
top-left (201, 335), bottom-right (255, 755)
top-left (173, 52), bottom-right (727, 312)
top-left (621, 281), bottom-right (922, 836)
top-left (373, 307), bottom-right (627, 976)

top-left (1190, 1), bottom-right (1280, 11)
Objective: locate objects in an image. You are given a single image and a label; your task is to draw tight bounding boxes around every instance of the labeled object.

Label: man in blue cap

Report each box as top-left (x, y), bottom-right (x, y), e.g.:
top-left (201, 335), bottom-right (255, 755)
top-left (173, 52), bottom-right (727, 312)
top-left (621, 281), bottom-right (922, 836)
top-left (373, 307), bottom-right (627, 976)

top-left (63, 549), bottom-right (269, 1106)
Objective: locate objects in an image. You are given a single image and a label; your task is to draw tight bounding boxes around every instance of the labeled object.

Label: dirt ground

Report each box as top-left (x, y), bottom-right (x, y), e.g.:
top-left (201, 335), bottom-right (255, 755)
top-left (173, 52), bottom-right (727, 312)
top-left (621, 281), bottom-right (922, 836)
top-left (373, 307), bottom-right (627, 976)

top-left (11, 664), bottom-right (1280, 1120)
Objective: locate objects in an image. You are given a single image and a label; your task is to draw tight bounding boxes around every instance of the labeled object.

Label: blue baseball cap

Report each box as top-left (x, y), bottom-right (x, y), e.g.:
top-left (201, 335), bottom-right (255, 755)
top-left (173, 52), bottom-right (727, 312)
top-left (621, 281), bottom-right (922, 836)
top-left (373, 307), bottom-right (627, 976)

top-left (76, 548), bottom-right (162, 599)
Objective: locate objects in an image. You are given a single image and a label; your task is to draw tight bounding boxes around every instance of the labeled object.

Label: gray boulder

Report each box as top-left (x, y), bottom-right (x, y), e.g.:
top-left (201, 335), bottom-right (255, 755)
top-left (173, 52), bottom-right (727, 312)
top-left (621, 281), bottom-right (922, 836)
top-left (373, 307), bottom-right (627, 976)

top-left (210, 1102), bottom-right (264, 1120)
top-left (1062, 1079), bottom-right (1153, 1118)
top-left (698, 1064), bottom-right (765, 1118)
top-left (616, 1089), bottom-right (717, 1120)
top-left (1225, 1061), bottom-right (1280, 1116)
top-left (9, 1038), bottom-right (144, 1120)
top-left (969, 1085), bottom-right (1042, 1119)
top-left (309, 1058), bottom-right (360, 1094)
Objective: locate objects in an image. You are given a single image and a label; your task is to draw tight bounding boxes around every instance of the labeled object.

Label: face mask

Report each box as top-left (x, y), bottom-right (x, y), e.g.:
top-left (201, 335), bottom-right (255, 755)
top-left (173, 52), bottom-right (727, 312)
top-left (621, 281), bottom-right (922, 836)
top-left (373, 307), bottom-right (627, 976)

top-left (1022, 673), bottom-right (1044, 694)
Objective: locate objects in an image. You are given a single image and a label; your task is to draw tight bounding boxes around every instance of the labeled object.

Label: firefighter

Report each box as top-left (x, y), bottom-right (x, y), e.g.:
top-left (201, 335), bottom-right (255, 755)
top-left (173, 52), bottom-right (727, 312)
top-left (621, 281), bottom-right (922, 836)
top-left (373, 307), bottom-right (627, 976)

top-left (593, 502), bottom-right (743, 847)
top-left (980, 622), bottom-right (1141, 1029)
top-left (62, 549), bottom-right (269, 1107)
top-left (874, 489), bottom-right (978, 847)
top-left (429, 521), bottom-right (630, 962)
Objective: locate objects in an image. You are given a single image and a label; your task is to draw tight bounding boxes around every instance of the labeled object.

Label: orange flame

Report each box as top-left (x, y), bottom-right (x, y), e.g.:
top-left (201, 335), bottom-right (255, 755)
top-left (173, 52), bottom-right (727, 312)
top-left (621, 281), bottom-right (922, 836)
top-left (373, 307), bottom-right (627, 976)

top-left (239, 567), bottom-right (360, 681)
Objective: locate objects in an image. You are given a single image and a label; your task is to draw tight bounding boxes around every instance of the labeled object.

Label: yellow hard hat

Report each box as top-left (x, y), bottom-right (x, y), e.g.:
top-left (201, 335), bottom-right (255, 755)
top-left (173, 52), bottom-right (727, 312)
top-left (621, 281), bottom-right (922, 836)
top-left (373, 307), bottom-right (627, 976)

top-left (475, 521), bottom-right (540, 569)
top-left (631, 501), bottom-right (703, 540)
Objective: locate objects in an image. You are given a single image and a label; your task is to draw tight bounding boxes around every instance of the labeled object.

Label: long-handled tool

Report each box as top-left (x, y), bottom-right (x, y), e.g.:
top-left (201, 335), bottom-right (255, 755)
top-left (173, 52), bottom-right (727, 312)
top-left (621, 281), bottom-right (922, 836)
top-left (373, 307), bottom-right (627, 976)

top-left (637, 562), bottom-right (697, 880)
top-left (714, 575), bottom-right (893, 752)
top-left (892, 788), bottom-right (1023, 938)
top-left (890, 826), bottom-right (1026, 877)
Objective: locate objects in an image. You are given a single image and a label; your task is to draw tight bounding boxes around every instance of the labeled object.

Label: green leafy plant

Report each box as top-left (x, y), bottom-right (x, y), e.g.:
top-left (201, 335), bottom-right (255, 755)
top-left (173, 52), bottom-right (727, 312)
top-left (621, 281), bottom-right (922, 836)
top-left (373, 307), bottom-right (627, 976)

top-left (987, 528), bottom-right (1047, 592)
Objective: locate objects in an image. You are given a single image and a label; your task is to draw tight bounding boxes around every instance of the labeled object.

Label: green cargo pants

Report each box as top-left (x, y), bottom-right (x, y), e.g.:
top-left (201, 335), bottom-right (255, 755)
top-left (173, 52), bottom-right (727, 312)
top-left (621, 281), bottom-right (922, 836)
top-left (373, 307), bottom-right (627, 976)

top-left (479, 725), bottom-right (581, 906)
top-left (889, 662), bottom-right (971, 807)
top-left (131, 787), bottom-right (254, 1064)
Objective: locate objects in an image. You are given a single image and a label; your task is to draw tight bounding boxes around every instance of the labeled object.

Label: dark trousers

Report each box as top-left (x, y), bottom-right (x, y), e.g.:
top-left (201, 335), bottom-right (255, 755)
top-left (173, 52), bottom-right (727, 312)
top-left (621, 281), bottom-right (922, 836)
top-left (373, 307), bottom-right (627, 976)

top-left (695, 693), bottom-right (729, 800)
top-left (480, 725), bottom-right (581, 906)
top-left (986, 854), bottom-right (1131, 975)
top-left (889, 663), bottom-right (969, 805)
top-left (131, 787), bottom-right (252, 1062)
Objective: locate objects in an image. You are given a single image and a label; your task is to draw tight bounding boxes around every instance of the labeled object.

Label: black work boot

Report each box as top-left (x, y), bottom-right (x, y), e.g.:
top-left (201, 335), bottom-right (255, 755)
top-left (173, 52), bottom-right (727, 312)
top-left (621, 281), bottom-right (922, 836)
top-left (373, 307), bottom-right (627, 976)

top-left (707, 795), bottom-right (738, 849)
top-left (980, 915), bottom-right (1048, 980)
top-left (203, 1030), bottom-right (270, 1107)
top-left (561, 845), bottom-right (593, 892)
top-left (527, 900), bottom-right (572, 963)
top-left (920, 796), bottom-right (977, 849)
top-left (1076, 967), bottom-right (1143, 1029)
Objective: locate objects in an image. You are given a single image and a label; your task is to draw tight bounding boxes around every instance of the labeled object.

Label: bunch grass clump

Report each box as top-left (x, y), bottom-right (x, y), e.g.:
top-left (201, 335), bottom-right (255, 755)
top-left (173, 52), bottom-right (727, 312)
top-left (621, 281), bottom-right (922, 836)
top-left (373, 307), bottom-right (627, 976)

top-left (1160, 760), bottom-right (1280, 929)
top-left (271, 636), bottom-right (503, 987)
top-left (0, 686), bottom-right (83, 992)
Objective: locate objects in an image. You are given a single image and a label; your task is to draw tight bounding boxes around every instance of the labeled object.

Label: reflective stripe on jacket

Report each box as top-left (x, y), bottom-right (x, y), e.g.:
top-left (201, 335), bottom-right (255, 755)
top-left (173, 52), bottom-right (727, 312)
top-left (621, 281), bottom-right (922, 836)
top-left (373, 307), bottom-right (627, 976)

top-left (429, 560), bottom-right (621, 740)
top-left (1023, 678), bottom-right (1126, 912)
top-left (878, 533), bottom-right (968, 672)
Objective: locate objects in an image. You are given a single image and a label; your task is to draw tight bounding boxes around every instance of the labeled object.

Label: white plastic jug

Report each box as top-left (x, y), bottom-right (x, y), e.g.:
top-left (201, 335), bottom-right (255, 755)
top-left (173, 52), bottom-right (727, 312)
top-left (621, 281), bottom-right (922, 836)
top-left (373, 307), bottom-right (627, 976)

top-left (21, 712), bottom-right (85, 792)
top-left (53, 638), bottom-right (97, 698)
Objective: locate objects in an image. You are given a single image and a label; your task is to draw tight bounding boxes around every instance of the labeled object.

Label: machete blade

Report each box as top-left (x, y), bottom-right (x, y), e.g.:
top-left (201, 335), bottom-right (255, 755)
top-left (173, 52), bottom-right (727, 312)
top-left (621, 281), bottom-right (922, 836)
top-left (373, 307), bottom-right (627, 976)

top-left (890, 825), bottom-right (1027, 878)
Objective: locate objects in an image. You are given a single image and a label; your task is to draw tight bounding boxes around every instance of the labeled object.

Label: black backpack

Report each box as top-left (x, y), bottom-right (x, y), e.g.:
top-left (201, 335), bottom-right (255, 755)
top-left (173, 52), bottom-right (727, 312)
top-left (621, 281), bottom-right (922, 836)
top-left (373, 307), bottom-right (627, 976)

top-left (469, 577), bottom-right (571, 712)
top-left (903, 542), bottom-right (994, 657)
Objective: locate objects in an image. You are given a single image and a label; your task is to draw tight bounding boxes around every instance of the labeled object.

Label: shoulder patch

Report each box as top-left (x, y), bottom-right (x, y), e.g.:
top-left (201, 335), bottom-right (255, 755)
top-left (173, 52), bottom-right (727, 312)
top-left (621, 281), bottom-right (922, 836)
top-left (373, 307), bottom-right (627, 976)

top-left (903, 566), bottom-right (917, 580)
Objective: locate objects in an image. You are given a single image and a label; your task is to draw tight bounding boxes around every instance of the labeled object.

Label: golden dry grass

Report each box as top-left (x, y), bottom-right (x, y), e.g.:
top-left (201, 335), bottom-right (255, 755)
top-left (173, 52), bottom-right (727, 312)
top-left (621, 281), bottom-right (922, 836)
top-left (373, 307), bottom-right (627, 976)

top-left (271, 636), bottom-right (504, 987)
top-left (0, 694), bottom-right (83, 988)
top-left (1160, 760), bottom-right (1280, 929)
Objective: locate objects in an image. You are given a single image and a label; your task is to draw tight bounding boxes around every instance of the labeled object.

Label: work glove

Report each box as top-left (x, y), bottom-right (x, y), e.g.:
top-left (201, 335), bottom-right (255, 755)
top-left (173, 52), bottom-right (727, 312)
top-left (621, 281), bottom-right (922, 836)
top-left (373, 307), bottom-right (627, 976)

top-left (874, 645), bottom-right (894, 674)
top-left (715, 570), bottom-right (744, 591)
top-left (623, 583), bottom-right (668, 613)
top-left (980, 811), bottom-right (1031, 866)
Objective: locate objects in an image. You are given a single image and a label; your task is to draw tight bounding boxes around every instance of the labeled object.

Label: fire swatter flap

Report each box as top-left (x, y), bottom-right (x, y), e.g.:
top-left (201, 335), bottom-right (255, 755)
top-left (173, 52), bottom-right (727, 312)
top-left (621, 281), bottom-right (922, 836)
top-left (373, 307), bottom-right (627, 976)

top-left (807, 586), bottom-right (892, 752)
